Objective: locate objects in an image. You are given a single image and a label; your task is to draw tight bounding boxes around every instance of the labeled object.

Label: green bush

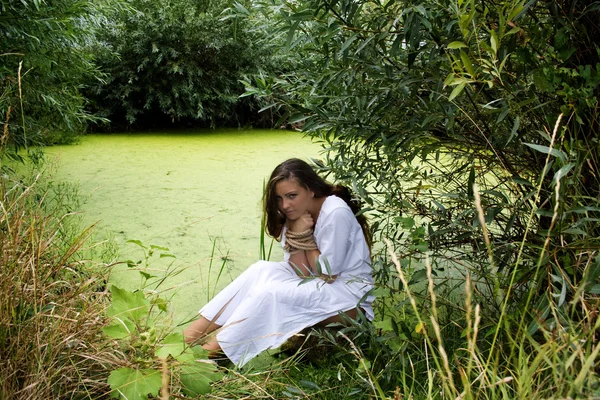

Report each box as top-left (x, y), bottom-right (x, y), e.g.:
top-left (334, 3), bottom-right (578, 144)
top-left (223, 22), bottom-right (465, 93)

top-left (239, 0), bottom-right (600, 397)
top-left (0, 0), bottom-right (118, 145)
top-left (87, 0), bottom-right (274, 130)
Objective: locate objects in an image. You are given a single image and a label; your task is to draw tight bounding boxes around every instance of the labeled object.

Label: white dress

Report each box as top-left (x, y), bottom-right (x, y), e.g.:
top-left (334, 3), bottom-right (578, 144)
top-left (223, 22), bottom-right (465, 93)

top-left (198, 195), bottom-right (374, 366)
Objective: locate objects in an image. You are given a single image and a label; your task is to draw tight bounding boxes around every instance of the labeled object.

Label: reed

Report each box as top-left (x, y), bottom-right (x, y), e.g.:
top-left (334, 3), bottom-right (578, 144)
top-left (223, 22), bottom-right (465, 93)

top-left (0, 166), bottom-right (115, 398)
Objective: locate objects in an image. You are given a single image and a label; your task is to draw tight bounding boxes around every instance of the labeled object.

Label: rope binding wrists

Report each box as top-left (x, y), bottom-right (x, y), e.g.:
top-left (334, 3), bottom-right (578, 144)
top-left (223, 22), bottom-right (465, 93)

top-left (284, 228), bottom-right (318, 253)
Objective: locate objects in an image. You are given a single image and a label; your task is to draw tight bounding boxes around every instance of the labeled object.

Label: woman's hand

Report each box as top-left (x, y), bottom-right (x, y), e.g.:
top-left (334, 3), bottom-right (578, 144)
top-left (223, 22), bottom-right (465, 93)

top-left (287, 212), bottom-right (314, 232)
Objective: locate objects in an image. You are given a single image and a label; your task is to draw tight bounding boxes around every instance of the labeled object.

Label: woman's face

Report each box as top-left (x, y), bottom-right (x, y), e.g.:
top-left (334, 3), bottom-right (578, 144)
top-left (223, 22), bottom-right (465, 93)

top-left (274, 178), bottom-right (314, 221)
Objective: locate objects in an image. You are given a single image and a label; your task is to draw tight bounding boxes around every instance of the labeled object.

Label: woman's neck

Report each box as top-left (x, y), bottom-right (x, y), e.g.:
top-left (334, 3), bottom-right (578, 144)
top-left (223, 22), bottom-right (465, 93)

top-left (309, 196), bottom-right (328, 223)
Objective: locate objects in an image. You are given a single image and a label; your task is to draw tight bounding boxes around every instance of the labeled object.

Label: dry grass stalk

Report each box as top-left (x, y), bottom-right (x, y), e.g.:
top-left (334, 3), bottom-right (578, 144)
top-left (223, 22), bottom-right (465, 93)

top-left (0, 172), bottom-right (115, 399)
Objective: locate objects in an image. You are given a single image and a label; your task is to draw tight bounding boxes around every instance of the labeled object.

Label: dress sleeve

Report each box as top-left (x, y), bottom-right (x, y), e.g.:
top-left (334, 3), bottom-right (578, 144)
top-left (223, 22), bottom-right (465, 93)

top-left (315, 207), bottom-right (353, 276)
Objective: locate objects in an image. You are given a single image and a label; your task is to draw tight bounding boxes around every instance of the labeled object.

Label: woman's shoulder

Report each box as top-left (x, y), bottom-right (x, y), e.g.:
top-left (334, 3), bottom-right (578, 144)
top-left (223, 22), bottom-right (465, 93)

top-left (322, 195), bottom-right (350, 211)
top-left (319, 195), bottom-right (354, 222)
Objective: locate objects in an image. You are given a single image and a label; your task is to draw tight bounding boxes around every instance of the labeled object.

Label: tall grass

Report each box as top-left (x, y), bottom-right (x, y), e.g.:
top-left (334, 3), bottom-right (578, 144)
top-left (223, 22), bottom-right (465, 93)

top-left (0, 166), bottom-right (115, 398)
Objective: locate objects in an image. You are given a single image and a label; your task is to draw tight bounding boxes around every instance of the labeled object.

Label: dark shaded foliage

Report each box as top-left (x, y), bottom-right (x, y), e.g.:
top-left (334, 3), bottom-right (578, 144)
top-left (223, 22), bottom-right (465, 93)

top-left (241, 0), bottom-right (600, 396)
top-left (0, 0), bottom-right (114, 145)
top-left (86, 0), bottom-right (275, 130)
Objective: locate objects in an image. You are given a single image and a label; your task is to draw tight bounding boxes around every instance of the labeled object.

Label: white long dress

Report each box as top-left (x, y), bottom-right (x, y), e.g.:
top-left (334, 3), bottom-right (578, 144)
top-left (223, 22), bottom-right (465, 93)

top-left (198, 195), bottom-right (374, 366)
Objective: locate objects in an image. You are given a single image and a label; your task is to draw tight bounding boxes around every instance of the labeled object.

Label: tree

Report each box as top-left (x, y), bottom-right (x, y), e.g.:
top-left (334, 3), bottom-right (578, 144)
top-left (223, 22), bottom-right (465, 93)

top-left (241, 0), bottom-right (600, 396)
top-left (87, 0), bottom-right (272, 129)
top-left (0, 0), bottom-right (117, 145)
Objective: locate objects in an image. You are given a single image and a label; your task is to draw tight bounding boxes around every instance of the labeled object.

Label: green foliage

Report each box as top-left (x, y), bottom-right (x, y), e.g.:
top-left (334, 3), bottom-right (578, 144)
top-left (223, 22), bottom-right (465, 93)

top-left (0, 162), bottom-right (114, 398)
top-left (0, 0), bottom-right (119, 145)
top-left (238, 0), bottom-right (600, 397)
top-left (104, 240), bottom-right (222, 399)
top-left (108, 368), bottom-right (162, 400)
top-left (87, 0), bottom-right (273, 129)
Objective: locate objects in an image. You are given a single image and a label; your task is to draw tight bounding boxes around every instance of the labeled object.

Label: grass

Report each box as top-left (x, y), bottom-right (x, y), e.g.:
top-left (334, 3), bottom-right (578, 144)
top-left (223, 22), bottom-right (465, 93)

top-left (1, 132), bottom-right (598, 398)
top-left (0, 162), bottom-right (116, 399)
top-left (2, 159), bottom-right (598, 399)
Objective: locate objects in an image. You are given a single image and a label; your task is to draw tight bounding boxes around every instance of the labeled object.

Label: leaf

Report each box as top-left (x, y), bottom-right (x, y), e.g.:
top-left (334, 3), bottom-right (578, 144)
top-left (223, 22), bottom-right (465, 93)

top-left (285, 20), bottom-right (300, 48)
top-left (150, 244), bottom-right (169, 251)
top-left (588, 284), bottom-right (600, 295)
top-left (524, 143), bottom-right (567, 162)
top-left (288, 9), bottom-right (313, 21)
top-left (108, 368), bottom-right (162, 400)
top-left (139, 271), bottom-right (155, 280)
top-left (127, 239), bottom-right (146, 249)
top-left (156, 332), bottom-right (186, 360)
top-left (467, 166), bottom-right (475, 198)
top-left (415, 322), bottom-right (425, 334)
top-left (490, 30), bottom-right (498, 55)
top-left (448, 82), bottom-right (466, 101)
top-left (460, 50), bottom-right (475, 77)
top-left (180, 363), bottom-right (222, 396)
top-left (553, 163), bottom-right (575, 184)
top-left (340, 35), bottom-right (357, 53)
top-left (394, 216), bottom-right (415, 229)
top-left (447, 41), bottom-right (467, 49)
top-left (107, 285), bottom-right (149, 324)
top-left (232, 2), bottom-right (250, 16)
top-left (103, 319), bottom-right (134, 339)
top-left (152, 297), bottom-right (168, 313)
top-left (409, 269), bottom-right (427, 285)
top-left (507, 116), bottom-right (520, 144)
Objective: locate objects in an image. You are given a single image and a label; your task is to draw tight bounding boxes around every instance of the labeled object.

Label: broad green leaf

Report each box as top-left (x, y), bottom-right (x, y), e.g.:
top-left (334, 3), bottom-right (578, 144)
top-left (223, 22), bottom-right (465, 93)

top-left (108, 368), bottom-right (161, 400)
top-left (394, 216), bottom-right (415, 229)
top-left (288, 9), bottom-right (313, 21)
top-left (103, 319), bottom-right (134, 339)
top-left (139, 271), bottom-right (155, 280)
top-left (589, 284), bottom-right (600, 295)
top-left (107, 285), bottom-right (149, 324)
top-left (507, 116), bottom-right (520, 144)
top-left (156, 332), bottom-right (185, 359)
top-left (232, 2), bottom-right (250, 15)
top-left (562, 228), bottom-right (586, 235)
top-left (373, 318), bottom-right (394, 332)
top-left (152, 297), bottom-right (168, 313)
top-left (180, 363), bottom-right (222, 396)
top-left (340, 35), bottom-right (357, 53)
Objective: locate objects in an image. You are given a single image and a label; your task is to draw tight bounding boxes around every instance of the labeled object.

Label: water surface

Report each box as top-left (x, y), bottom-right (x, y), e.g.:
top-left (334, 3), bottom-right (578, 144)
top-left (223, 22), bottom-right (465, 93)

top-left (46, 129), bottom-right (320, 323)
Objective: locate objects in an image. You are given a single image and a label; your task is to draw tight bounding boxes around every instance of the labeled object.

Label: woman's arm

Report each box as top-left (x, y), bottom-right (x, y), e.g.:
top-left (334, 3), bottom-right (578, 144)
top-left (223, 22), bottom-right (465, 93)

top-left (305, 249), bottom-right (337, 283)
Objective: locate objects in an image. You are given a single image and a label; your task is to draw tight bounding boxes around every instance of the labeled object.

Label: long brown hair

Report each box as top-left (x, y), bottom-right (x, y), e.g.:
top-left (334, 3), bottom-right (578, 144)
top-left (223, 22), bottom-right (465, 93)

top-left (263, 158), bottom-right (371, 248)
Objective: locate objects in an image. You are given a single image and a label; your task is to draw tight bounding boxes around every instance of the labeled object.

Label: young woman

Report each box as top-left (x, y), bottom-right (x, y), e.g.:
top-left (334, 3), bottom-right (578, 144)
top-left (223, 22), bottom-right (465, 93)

top-left (184, 158), bottom-right (374, 366)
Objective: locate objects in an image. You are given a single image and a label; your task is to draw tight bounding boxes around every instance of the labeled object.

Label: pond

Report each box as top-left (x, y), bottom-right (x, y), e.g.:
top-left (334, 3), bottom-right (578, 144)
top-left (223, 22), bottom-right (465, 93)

top-left (45, 129), bottom-right (321, 324)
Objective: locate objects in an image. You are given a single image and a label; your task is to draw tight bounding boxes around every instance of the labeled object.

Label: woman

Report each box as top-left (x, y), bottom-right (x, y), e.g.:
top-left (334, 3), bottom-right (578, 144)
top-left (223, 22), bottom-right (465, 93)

top-left (184, 158), bottom-right (374, 366)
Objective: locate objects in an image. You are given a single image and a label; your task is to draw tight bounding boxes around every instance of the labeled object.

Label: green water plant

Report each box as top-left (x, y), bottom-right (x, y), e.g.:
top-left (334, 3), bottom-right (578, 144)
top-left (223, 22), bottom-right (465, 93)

top-left (103, 240), bottom-right (222, 399)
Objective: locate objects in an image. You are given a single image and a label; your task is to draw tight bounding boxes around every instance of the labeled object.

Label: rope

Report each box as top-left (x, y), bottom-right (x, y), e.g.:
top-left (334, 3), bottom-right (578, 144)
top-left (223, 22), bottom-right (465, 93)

top-left (284, 228), bottom-right (318, 254)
